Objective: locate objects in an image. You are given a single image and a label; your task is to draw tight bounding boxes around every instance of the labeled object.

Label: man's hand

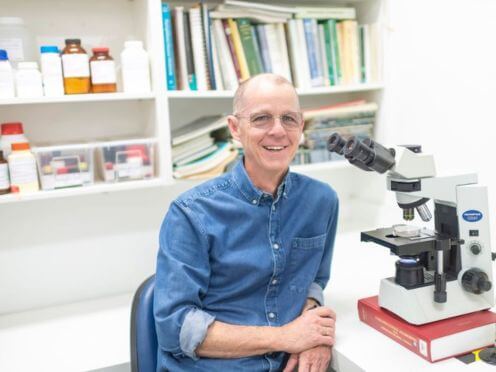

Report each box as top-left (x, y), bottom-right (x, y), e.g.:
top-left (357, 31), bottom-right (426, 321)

top-left (279, 307), bottom-right (335, 354)
top-left (295, 345), bottom-right (332, 372)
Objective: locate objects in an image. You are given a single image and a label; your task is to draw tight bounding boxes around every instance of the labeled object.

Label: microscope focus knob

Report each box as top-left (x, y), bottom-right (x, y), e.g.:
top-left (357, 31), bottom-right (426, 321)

top-left (462, 268), bottom-right (492, 294)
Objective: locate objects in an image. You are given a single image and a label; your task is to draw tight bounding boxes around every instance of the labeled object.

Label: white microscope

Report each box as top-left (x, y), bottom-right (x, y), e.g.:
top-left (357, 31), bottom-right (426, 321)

top-left (328, 133), bottom-right (495, 325)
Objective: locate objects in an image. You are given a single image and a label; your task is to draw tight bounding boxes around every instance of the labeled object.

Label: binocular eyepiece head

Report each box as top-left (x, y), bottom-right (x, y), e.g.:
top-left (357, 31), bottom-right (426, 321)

top-left (327, 133), bottom-right (396, 174)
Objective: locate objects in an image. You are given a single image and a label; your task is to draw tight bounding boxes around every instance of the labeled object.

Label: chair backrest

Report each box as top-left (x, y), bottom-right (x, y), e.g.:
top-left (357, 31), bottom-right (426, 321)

top-left (130, 275), bottom-right (157, 372)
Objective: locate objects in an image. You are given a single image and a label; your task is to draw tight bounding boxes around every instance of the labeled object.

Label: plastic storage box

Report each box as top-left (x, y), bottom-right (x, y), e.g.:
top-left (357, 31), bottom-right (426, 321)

top-left (95, 138), bottom-right (156, 182)
top-left (32, 143), bottom-right (94, 190)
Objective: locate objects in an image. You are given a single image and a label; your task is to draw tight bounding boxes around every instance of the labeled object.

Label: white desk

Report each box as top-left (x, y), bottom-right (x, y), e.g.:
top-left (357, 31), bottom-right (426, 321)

top-left (326, 232), bottom-right (495, 372)
top-left (0, 231), bottom-right (494, 372)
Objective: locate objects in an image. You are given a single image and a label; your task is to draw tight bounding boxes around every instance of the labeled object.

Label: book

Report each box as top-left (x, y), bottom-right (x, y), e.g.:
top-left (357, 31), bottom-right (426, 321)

top-left (255, 25), bottom-right (272, 73)
top-left (172, 135), bottom-right (214, 159)
top-left (161, 3), bottom-right (177, 90)
top-left (358, 296), bottom-right (496, 363)
top-left (224, 0), bottom-right (296, 15)
top-left (275, 23), bottom-right (292, 82)
top-left (236, 18), bottom-right (263, 76)
top-left (294, 7), bottom-right (356, 20)
top-left (174, 144), bottom-right (219, 166)
top-left (210, 7), bottom-right (289, 24)
top-left (172, 115), bottom-right (227, 146)
top-left (173, 142), bottom-right (235, 178)
top-left (201, 2), bottom-right (216, 90)
top-left (183, 10), bottom-right (198, 90)
top-left (189, 6), bottom-right (209, 90)
top-left (180, 147), bottom-right (239, 180)
top-left (222, 19), bottom-right (242, 81)
top-left (227, 18), bottom-right (250, 81)
top-left (212, 20), bottom-right (238, 90)
top-left (173, 7), bottom-right (189, 90)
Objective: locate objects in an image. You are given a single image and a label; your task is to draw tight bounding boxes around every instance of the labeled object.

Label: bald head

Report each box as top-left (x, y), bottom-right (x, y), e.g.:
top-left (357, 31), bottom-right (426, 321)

top-left (233, 73), bottom-right (299, 114)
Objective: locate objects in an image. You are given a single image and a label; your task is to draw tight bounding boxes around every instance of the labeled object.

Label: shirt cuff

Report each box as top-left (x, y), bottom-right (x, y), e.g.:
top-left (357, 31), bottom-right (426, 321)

top-left (307, 282), bottom-right (324, 306)
top-left (179, 308), bottom-right (216, 360)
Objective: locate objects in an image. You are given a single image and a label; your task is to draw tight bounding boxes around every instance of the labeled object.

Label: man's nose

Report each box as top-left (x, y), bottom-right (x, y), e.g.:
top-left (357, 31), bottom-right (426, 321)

top-left (267, 116), bottom-right (286, 136)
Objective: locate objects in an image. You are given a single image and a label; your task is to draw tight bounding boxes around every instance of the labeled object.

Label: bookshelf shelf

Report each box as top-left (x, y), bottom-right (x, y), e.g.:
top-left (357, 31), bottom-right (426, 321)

top-left (166, 83), bottom-right (384, 99)
top-left (0, 92), bottom-right (157, 106)
top-left (0, 178), bottom-right (167, 205)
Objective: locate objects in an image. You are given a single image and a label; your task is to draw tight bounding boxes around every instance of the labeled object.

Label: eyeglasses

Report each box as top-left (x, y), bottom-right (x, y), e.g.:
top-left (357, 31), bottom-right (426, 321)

top-left (235, 112), bottom-right (303, 131)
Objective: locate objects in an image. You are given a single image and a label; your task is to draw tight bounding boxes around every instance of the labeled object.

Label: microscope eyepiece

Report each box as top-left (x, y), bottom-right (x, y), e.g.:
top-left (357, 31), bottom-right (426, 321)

top-left (327, 133), bottom-right (346, 155)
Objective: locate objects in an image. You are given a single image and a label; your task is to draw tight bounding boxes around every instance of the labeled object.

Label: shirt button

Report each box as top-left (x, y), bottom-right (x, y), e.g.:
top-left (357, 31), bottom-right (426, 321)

top-left (272, 205), bottom-right (276, 211)
top-left (272, 279), bottom-right (278, 285)
top-left (268, 312), bottom-right (275, 319)
top-left (252, 199), bottom-right (257, 205)
top-left (273, 243), bottom-right (279, 250)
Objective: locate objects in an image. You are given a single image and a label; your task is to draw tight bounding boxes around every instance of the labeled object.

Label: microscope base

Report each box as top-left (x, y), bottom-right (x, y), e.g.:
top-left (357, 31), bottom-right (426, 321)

top-left (379, 277), bottom-right (494, 325)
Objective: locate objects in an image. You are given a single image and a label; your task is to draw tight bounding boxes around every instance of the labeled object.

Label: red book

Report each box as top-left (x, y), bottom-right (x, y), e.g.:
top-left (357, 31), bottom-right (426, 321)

top-left (358, 296), bottom-right (496, 362)
top-left (222, 19), bottom-right (242, 81)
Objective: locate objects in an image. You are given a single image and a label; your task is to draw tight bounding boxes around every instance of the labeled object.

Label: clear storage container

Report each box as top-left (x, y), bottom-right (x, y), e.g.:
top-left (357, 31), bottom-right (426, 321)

top-left (32, 143), bottom-right (94, 190)
top-left (95, 138), bottom-right (156, 182)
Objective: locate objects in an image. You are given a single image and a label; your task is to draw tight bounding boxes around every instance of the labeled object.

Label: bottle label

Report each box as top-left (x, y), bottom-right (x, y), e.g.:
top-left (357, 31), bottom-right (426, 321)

top-left (0, 70), bottom-right (15, 98)
top-left (0, 163), bottom-right (10, 189)
top-left (9, 156), bottom-right (38, 185)
top-left (0, 38), bottom-right (24, 61)
top-left (90, 60), bottom-right (116, 84)
top-left (41, 55), bottom-right (63, 76)
top-left (62, 53), bottom-right (90, 78)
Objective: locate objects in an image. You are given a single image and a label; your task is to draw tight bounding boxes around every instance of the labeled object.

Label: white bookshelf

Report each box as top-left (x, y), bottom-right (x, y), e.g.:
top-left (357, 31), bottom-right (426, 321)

top-left (0, 92), bottom-right (156, 106)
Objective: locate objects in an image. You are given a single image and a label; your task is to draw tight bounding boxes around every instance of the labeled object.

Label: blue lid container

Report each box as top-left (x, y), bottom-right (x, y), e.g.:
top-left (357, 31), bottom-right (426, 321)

top-left (40, 46), bottom-right (59, 54)
top-left (0, 49), bottom-right (8, 61)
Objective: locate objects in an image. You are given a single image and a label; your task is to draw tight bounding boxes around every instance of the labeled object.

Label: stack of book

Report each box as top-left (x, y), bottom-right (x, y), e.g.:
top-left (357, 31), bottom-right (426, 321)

top-left (172, 115), bottom-right (239, 179)
top-left (161, 0), bottom-right (381, 91)
top-left (358, 296), bottom-right (496, 363)
top-left (293, 100), bottom-right (377, 165)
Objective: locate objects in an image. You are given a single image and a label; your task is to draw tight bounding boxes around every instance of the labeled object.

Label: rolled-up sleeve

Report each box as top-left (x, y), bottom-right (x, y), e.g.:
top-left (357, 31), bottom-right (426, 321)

top-left (311, 193), bottom-right (339, 303)
top-left (154, 201), bottom-right (215, 360)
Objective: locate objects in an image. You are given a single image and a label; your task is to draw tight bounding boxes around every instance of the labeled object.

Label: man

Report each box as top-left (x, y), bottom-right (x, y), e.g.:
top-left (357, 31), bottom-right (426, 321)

top-left (154, 74), bottom-right (339, 371)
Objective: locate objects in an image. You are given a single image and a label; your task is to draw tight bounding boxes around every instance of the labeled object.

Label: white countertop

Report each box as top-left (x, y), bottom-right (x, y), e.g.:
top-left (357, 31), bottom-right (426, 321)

top-left (0, 230), bottom-right (494, 372)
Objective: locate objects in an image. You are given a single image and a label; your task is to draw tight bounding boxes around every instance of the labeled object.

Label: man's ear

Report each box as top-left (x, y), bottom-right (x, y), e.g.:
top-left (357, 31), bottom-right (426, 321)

top-left (227, 115), bottom-right (241, 142)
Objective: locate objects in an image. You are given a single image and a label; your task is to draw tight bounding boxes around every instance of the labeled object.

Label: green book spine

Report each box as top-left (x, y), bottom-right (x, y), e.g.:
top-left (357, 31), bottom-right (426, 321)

top-left (328, 19), bottom-right (341, 84)
top-left (236, 18), bottom-right (263, 76)
top-left (359, 25), bottom-right (366, 83)
top-left (322, 21), bottom-right (336, 86)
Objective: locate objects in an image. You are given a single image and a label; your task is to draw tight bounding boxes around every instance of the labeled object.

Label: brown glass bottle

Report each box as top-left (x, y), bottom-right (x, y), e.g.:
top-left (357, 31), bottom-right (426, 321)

top-left (61, 39), bottom-right (91, 94)
top-left (90, 47), bottom-right (117, 93)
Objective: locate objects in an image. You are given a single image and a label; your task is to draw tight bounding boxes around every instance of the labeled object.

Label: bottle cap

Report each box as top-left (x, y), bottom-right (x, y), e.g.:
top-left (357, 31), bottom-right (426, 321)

top-left (1, 122), bottom-right (24, 135)
top-left (65, 38), bottom-right (81, 45)
top-left (40, 46), bottom-right (59, 54)
top-left (0, 49), bottom-right (8, 61)
top-left (11, 142), bottom-right (30, 151)
top-left (17, 61), bottom-right (39, 70)
top-left (124, 41), bottom-right (143, 49)
top-left (92, 47), bottom-right (109, 54)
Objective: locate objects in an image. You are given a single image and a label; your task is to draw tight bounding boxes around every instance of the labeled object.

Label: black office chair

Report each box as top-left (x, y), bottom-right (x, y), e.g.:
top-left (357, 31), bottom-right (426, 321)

top-left (130, 275), bottom-right (157, 372)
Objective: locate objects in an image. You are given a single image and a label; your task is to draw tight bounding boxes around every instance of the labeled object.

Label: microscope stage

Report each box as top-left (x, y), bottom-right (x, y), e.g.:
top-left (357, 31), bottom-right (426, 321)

top-left (361, 227), bottom-right (444, 256)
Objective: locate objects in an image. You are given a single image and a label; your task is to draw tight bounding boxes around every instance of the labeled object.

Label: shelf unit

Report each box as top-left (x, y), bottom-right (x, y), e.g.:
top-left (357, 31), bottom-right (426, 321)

top-left (0, 0), bottom-right (385, 204)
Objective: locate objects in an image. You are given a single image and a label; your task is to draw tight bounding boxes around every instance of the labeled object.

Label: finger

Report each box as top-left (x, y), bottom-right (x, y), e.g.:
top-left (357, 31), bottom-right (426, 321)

top-left (309, 360), bottom-right (321, 372)
top-left (283, 354), bottom-right (299, 372)
top-left (298, 359), bottom-right (311, 372)
top-left (319, 335), bottom-right (335, 347)
top-left (321, 326), bottom-right (334, 337)
top-left (313, 307), bottom-right (336, 319)
top-left (318, 317), bottom-right (335, 328)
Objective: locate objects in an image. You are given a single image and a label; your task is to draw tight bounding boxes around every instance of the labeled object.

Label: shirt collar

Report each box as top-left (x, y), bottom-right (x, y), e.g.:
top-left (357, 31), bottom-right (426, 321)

top-left (231, 158), bottom-right (292, 205)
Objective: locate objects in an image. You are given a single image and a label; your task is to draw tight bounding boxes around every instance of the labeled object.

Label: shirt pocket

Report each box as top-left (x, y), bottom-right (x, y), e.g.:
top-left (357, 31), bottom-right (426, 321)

top-left (288, 233), bottom-right (327, 295)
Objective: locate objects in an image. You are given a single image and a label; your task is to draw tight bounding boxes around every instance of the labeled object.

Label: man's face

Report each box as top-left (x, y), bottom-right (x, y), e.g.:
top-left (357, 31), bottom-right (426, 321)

top-left (229, 81), bottom-right (302, 176)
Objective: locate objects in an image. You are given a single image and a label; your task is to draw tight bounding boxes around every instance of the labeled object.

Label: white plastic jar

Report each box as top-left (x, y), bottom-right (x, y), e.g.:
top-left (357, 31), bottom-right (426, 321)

top-left (0, 122), bottom-right (28, 157)
top-left (121, 41), bottom-right (151, 94)
top-left (8, 142), bottom-right (39, 193)
top-left (0, 17), bottom-right (36, 63)
top-left (16, 61), bottom-right (43, 98)
top-left (40, 45), bottom-right (64, 97)
top-left (0, 49), bottom-right (15, 98)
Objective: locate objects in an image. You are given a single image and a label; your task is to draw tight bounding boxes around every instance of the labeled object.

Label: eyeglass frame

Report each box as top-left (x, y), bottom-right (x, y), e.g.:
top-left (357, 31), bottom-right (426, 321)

top-left (234, 111), bottom-right (304, 131)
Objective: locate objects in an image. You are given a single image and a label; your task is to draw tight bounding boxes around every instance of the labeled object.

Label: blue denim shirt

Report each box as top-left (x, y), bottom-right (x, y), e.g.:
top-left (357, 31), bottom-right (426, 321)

top-left (154, 160), bottom-right (339, 371)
